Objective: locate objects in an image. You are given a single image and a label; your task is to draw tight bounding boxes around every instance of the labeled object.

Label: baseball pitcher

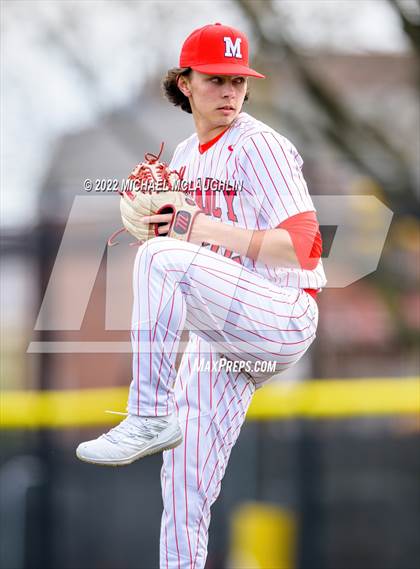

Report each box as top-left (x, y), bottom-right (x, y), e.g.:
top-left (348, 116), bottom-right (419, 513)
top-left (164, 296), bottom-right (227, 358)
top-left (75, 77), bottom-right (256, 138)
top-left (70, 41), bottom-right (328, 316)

top-left (77, 22), bottom-right (327, 569)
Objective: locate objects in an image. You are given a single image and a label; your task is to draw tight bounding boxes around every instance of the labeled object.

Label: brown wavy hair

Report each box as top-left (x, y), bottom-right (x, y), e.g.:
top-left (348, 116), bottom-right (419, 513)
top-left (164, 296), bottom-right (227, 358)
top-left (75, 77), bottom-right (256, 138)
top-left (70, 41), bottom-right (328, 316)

top-left (162, 67), bottom-right (249, 114)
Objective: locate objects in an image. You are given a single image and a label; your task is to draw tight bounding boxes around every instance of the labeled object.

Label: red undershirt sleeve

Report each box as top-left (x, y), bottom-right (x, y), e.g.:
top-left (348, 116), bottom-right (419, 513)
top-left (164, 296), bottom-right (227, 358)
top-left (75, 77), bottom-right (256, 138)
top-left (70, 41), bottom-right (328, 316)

top-left (277, 211), bottom-right (322, 271)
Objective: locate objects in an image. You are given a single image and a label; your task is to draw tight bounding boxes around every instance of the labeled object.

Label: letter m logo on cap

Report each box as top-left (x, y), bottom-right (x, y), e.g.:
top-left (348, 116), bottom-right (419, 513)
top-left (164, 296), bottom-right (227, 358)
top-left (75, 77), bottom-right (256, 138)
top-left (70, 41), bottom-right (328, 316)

top-left (223, 37), bottom-right (242, 59)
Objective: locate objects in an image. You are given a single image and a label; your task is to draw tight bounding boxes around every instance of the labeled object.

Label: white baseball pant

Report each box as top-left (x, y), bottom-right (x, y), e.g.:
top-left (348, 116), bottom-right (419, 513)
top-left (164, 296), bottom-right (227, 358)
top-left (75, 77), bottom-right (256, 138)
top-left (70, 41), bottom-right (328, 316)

top-left (127, 237), bottom-right (318, 568)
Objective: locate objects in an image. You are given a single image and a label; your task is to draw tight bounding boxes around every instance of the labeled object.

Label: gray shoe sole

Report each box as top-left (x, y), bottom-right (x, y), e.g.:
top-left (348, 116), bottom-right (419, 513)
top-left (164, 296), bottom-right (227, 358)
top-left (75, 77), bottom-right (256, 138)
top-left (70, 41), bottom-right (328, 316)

top-left (76, 426), bottom-right (183, 467)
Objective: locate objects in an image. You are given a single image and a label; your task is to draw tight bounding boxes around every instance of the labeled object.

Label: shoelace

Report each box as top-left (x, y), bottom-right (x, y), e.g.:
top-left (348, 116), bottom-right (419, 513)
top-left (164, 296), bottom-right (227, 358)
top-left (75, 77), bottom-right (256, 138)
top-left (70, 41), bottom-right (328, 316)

top-left (102, 416), bottom-right (169, 444)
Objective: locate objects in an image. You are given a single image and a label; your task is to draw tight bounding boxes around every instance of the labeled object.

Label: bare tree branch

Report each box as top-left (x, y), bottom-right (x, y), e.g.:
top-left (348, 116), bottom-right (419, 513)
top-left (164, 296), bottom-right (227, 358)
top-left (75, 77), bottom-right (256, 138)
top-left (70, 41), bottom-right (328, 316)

top-left (387, 0), bottom-right (420, 54)
top-left (236, 0), bottom-right (419, 216)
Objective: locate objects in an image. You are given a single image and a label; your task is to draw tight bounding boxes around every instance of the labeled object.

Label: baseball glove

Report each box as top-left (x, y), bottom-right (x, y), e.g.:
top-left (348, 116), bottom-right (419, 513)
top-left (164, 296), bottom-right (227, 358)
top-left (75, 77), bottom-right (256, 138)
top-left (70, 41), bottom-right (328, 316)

top-left (108, 144), bottom-right (201, 246)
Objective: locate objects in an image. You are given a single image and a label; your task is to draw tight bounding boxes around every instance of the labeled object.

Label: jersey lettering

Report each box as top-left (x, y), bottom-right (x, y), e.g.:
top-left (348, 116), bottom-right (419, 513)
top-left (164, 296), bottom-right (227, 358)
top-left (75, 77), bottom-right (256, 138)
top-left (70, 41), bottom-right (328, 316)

top-left (169, 112), bottom-right (327, 291)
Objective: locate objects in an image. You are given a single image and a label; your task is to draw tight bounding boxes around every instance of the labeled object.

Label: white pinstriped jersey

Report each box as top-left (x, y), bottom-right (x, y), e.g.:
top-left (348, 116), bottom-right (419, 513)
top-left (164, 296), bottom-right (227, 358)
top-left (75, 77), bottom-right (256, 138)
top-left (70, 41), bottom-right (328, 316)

top-left (170, 112), bottom-right (327, 291)
top-left (123, 111), bottom-right (325, 569)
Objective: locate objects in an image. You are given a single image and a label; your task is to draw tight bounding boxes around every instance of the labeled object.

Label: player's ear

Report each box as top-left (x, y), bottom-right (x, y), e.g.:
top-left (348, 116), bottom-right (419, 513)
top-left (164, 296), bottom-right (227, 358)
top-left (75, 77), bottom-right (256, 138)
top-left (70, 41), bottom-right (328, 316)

top-left (177, 74), bottom-right (192, 97)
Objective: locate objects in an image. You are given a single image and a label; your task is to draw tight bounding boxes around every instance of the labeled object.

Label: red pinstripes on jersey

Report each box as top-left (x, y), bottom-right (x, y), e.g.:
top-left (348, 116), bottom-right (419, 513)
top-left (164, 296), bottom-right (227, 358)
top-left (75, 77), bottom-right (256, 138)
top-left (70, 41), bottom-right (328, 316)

top-left (183, 289), bottom-right (314, 333)
top-left (195, 265), bottom-right (296, 301)
top-left (194, 148), bottom-right (208, 197)
top-left (219, 408), bottom-right (241, 445)
top-left (155, 113), bottom-right (327, 566)
top-left (165, 268), bottom-right (310, 319)
top-left (260, 133), bottom-right (301, 212)
top-left (183, 358), bottom-right (194, 567)
top-left (204, 459), bottom-right (219, 495)
top-left (209, 351), bottom-right (213, 409)
top-left (180, 288), bottom-right (315, 350)
top-left (236, 160), bottom-right (274, 221)
top-left (188, 244), bottom-right (275, 282)
top-left (238, 128), bottom-right (312, 215)
top-left (135, 244), bottom-right (313, 353)
top-left (147, 255), bottom-right (154, 386)
top-left (130, 240), bottom-right (318, 418)
top-left (154, 290), bottom-right (177, 415)
top-left (205, 373), bottom-right (241, 438)
top-left (222, 132), bottom-right (236, 178)
top-left (218, 381), bottom-right (253, 458)
top-left (190, 146), bottom-right (200, 184)
top-left (183, 300), bottom-right (316, 366)
top-left (164, 319), bottom-right (185, 415)
top-left (162, 466), bottom-right (169, 569)
top-left (171, 448), bottom-right (181, 568)
top-left (183, 268), bottom-right (274, 302)
top-left (152, 273), bottom-right (168, 341)
top-left (251, 137), bottom-right (294, 216)
top-left (196, 340), bottom-right (201, 490)
top-left (159, 333), bottom-right (256, 568)
top-left (219, 310), bottom-right (316, 346)
top-left (230, 157), bottom-right (262, 275)
top-left (169, 113), bottom-right (327, 293)
top-left (178, 287), bottom-right (314, 357)
top-left (135, 248), bottom-right (143, 415)
top-left (193, 495), bottom-right (209, 569)
top-left (213, 127), bottom-right (234, 175)
top-left (242, 145), bottom-right (287, 219)
top-left (224, 406), bottom-right (248, 445)
top-left (268, 133), bottom-right (307, 208)
top-left (191, 379), bottom-right (254, 569)
top-left (187, 260), bottom-right (272, 293)
top-left (233, 158), bottom-right (275, 280)
top-left (181, 316), bottom-right (267, 372)
top-left (199, 433), bottom-right (220, 489)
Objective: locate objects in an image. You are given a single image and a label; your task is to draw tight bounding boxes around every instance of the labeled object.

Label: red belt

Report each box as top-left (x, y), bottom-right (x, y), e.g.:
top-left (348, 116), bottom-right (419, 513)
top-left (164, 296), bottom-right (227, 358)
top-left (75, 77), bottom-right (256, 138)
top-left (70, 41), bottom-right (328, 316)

top-left (304, 288), bottom-right (318, 300)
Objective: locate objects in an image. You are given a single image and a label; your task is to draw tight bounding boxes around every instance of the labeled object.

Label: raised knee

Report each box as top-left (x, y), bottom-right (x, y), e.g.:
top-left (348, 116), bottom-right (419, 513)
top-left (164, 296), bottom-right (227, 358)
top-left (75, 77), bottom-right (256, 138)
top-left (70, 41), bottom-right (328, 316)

top-left (139, 236), bottom-right (181, 254)
top-left (135, 237), bottom-right (191, 268)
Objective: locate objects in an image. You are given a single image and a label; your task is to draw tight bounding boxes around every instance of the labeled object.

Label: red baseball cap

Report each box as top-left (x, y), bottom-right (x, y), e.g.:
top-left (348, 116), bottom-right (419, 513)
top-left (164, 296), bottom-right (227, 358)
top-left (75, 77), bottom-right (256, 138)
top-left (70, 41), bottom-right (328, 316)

top-left (179, 22), bottom-right (265, 79)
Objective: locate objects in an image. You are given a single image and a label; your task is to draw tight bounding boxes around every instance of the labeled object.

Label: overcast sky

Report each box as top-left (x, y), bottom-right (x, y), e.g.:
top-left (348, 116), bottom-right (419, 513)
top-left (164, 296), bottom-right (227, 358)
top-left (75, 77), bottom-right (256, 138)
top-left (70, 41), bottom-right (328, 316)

top-left (1, 0), bottom-right (416, 228)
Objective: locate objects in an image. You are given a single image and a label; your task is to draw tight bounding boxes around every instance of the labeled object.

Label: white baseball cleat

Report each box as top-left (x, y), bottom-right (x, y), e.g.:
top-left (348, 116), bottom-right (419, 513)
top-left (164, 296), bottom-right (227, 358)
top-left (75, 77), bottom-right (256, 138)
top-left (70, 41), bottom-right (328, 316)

top-left (76, 413), bottom-right (183, 466)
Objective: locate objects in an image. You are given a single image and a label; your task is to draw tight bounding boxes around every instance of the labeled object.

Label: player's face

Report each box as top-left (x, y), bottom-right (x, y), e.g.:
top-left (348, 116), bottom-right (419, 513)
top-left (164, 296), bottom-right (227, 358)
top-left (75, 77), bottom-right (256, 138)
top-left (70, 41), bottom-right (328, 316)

top-left (186, 71), bottom-right (248, 128)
